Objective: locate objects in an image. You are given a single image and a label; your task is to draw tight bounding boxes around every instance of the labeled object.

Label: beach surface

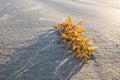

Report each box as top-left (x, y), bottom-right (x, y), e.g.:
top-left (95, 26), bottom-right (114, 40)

top-left (0, 0), bottom-right (120, 80)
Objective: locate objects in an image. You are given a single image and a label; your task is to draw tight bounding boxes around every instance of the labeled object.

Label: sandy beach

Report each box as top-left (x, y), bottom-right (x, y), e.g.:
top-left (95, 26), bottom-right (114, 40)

top-left (0, 0), bottom-right (120, 80)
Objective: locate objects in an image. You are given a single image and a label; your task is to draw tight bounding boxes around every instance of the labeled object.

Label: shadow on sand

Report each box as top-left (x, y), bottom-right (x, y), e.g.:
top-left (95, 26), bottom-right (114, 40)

top-left (0, 29), bottom-right (85, 80)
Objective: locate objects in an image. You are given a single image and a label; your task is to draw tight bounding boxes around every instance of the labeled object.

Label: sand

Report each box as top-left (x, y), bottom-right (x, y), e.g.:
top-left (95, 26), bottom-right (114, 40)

top-left (0, 0), bottom-right (120, 80)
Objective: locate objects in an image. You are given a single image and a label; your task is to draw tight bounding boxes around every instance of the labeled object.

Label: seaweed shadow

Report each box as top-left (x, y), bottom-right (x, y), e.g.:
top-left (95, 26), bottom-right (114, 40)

top-left (0, 29), bottom-right (85, 80)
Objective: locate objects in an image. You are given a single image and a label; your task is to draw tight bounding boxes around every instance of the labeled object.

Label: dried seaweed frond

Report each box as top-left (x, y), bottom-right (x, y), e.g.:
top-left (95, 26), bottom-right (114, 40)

top-left (55, 16), bottom-right (97, 62)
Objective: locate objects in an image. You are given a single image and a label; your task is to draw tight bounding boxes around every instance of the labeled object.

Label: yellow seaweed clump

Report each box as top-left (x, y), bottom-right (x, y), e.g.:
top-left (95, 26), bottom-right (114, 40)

top-left (55, 16), bottom-right (97, 62)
